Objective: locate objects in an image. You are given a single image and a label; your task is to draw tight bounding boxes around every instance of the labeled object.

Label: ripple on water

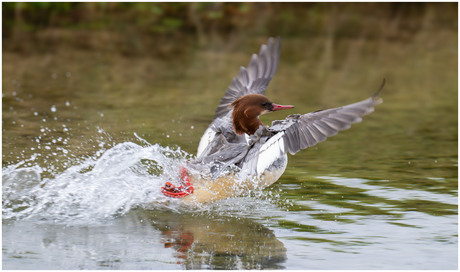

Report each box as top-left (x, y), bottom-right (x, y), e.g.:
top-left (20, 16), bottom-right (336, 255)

top-left (316, 176), bottom-right (458, 206)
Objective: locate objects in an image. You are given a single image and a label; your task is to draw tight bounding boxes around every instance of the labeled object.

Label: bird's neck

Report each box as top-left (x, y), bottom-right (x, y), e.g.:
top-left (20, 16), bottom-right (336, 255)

top-left (232, 112), bottom-right (262, 135)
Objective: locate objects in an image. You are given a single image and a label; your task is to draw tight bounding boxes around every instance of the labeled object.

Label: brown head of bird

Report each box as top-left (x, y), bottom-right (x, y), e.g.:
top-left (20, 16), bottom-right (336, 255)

top-left (231, 94), bottom-right (294, 135)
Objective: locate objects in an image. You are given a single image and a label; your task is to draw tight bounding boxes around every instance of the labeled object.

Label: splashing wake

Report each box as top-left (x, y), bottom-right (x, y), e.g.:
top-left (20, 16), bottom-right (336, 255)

top-left (2, 140), bottom-right (196, 224)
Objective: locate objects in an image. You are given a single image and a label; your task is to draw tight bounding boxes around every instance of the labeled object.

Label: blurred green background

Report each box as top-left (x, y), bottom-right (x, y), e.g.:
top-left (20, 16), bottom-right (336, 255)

top-left (2, 3), bottom-right (458, 269)
top-left (3, 2), bottom-right (458, 182)
top-left (3, 2), bottom-right (457, 55)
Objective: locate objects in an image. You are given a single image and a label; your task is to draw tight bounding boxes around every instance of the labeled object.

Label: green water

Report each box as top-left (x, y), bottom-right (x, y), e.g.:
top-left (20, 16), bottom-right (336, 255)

top-left (2, 33), bottom-right (457, 269)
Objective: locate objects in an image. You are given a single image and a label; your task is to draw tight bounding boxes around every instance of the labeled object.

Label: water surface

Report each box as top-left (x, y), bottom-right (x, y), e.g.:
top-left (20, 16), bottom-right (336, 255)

top-left (2, 34), bottom-right (457, 269)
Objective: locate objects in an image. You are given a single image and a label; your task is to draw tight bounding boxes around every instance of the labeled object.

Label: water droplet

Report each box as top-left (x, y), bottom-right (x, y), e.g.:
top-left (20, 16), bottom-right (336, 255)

top-left (65, 101), bottom-right (70, 107)
top-left (51, 73), bottom-right (58, 79)
top-left (51, 105), bottom-right (57, 112)
top-left (190, 125), bottom-right (194, 129)
top-left (166, 134), bottom-right (170, 138)
top-left (34, 112), bottom-right (38, 116)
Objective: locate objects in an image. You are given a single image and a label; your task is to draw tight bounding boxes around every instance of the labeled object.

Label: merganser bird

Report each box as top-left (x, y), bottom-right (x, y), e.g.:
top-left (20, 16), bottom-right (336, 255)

top-left (161, 37), bottom-right (384, 203)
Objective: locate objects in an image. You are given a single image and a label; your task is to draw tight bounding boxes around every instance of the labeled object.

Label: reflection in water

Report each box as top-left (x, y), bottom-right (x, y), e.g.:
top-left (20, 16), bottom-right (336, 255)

top-left (134, 210), bottom-right (287, 269)
top-left (2, 210), bottom-right (286, 270)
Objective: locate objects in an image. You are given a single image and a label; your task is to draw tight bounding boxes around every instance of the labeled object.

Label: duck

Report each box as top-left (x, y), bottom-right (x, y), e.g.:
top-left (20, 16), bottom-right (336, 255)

top-left (161, 37), bottom-right (384, 203)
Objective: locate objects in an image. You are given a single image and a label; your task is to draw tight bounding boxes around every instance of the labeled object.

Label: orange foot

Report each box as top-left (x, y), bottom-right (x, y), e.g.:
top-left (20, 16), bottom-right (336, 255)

top-left (161, 167), bottom-right (194, 198)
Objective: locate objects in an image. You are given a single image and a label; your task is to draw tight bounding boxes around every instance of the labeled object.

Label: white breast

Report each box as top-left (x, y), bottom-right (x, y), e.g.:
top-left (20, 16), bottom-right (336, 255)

top-left (258, 154), bottom-right (288, 187)
top-left (256, 131), bottom-right (286, 175)
top-left (197, 127), bottom-right (216, 157)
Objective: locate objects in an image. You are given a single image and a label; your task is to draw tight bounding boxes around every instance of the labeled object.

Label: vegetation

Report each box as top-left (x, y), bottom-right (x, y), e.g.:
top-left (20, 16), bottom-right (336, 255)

top-left (3, 2), bottom-right (457, 55)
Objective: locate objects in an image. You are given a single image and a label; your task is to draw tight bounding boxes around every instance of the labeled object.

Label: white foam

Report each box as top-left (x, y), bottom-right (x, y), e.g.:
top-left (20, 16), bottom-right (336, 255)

top-left (2, 141), bottom-right (193, 224)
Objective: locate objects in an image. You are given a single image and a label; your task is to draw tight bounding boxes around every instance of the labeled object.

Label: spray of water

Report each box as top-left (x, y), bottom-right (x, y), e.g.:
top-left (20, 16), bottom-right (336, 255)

top-left (3, 129), bottom-right (281, 225)
top-left (3, 137), bottom-right (195, 222)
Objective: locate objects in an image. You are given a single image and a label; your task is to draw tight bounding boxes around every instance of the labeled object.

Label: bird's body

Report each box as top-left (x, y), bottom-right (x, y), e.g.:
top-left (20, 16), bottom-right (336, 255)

top-left (161, 37), bottom-right (383, 203)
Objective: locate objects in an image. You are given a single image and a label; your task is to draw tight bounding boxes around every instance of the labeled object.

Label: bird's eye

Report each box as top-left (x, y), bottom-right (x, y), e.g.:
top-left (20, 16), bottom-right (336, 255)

top-left (261, 102), bottom-right (268, 106)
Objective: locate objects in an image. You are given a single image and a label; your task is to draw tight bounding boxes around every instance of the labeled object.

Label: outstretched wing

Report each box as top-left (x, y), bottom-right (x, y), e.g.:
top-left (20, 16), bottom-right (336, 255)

top-left (282, 96), bottom-right (382, 155)
top-left (213, 37), bottom-right (281, 120)
top-left (256, 81), bottom-right (385, 174)
top-left (198, 37), bottom-right (281, 156)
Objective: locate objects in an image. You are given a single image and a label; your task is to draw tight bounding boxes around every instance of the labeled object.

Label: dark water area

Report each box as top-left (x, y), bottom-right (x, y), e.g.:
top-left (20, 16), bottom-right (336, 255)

top-left (2, 3), bottom-right (458, 269)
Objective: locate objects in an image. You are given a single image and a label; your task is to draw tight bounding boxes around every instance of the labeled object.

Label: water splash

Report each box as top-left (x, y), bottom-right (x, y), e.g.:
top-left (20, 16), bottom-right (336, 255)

top-left (3, 134), bottom-right (282, 225)
top-left (2, 140), bottom-right (196, 224)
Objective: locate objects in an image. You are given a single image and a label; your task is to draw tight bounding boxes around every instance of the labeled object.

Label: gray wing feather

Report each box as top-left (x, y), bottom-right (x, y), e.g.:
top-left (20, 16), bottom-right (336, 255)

top-left (269, 91), bottom-right (383, 155)
top-left (213, 37), bottom-right (281, 120)
top-left (287, 97), bottom-right (381, 154)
